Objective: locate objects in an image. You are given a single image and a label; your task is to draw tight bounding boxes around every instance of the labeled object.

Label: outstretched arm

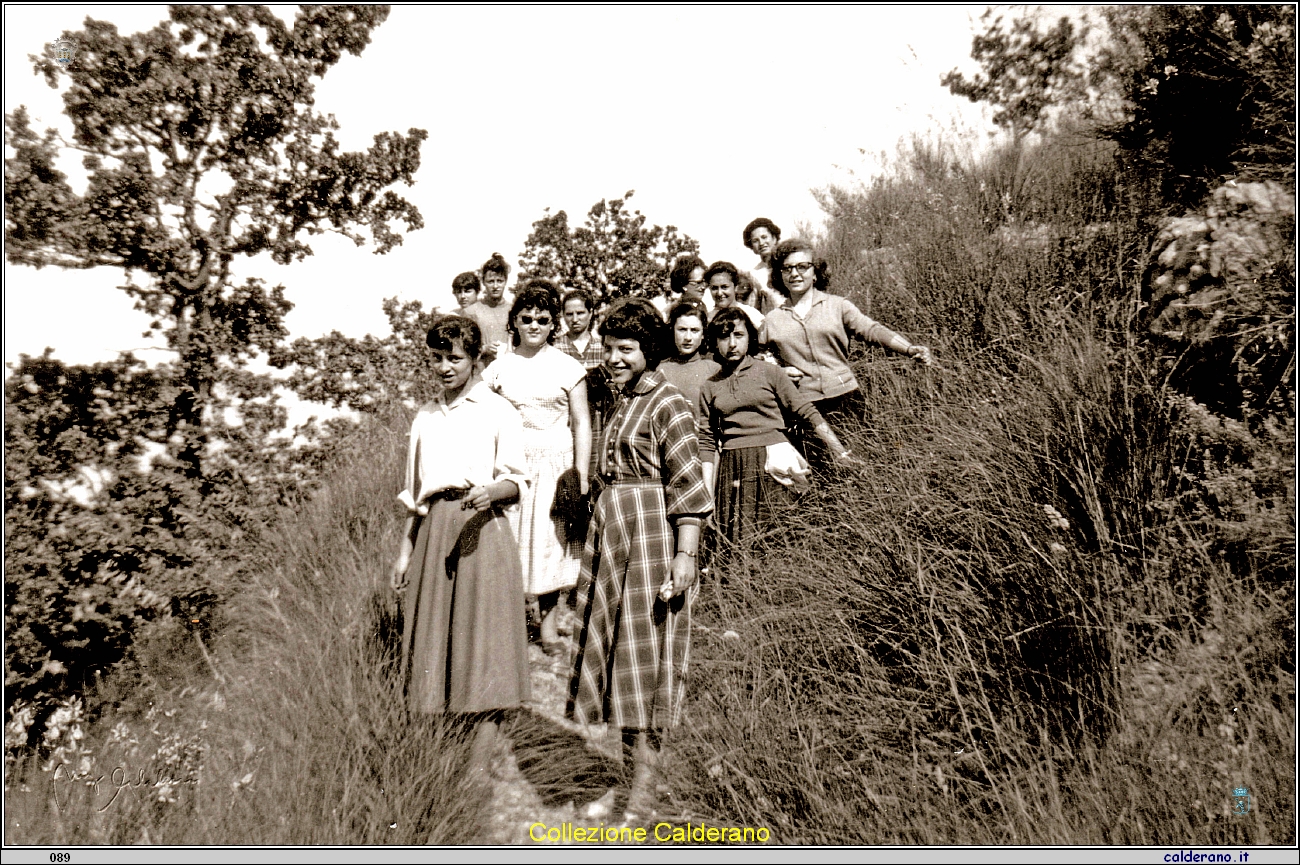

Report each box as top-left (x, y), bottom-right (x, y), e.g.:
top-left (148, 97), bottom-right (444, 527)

top-left (813, 421), bottom-right (865, 470)
top-left (843, 301), bottom-right (934, 365)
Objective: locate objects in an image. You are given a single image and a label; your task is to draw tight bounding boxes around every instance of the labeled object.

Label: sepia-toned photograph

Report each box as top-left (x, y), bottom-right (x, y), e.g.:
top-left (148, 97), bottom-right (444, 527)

top-left (3, 4), bottom-right (1294, 858)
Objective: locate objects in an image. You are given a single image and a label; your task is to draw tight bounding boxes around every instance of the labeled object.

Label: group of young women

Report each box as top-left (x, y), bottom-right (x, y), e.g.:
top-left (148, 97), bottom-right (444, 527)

top-left (389, 226), bottom-right (933, 819)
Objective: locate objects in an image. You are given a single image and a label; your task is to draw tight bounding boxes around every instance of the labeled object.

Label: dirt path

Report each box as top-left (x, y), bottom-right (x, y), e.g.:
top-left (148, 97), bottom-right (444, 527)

top-left (479, 636), bottom-right (621, 845)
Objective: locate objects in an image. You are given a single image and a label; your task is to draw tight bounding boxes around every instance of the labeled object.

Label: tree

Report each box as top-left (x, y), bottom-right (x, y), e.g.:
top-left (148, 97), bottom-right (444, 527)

top-left (518, 191), bottom-right (698, 299)
top-left (5, 5), bottom-right (426, 478)
top-left (272, 295), bottom-right (443, 413)
top-left (942, 10), bottom-right (1088, 142)
top-left (1094, 5), bottom-right (1296, 206)
top-left (3, 6), bottom-right (425, 739)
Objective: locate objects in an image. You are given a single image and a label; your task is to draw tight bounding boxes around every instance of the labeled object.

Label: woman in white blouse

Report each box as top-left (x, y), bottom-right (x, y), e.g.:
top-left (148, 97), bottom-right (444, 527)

top-left (390, 315), bottom-right (531, 768)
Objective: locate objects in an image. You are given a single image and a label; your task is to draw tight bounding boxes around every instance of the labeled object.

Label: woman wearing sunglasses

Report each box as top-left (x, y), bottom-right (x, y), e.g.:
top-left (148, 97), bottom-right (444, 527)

top-left (761, 238), bottom-right (933, 464)
top-left (483, 280), bottom-right (592, 653)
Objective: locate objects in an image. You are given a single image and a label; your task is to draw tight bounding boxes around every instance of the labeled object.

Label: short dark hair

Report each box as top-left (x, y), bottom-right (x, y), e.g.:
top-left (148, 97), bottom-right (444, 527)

top-left (600, 296), bottom-right (670, 369)
top-left (667, 298), bottom-right (708, 330)
top-left (668, 255), bottom-right (707, 294)
top-left (703, 260), bottom-right (740, 285)
top-left (769, 237), bottom-right (830, 297)
top-left (706, 306), bottom-right (761, 359)
top-left (452, 271), bottom-right (480, 293)
top-left (427, 315), bottom-right (483, 360)
top-left (481, 252), bottom-right (510, 280)
top-left (507, 282), bottom-right (562, 347)
top-left (562, 287), bottom-right (595, 312)
top-left (742, 217), bottom-right (782, 251)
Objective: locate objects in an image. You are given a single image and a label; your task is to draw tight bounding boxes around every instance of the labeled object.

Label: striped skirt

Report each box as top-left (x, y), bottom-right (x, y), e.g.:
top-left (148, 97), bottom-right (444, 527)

top-left (568, 481), bottom-right (694, 731)
top-left (400, 496), bottom-right (530, 715)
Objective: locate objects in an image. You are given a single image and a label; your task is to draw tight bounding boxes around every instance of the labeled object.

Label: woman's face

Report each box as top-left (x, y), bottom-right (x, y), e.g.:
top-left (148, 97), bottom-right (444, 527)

top-left (603, 335), bottom-right (648, 387)
top-left (749, 227), bottom-right (777, 259)
top-left (708, 273), bottom-right (737, 308)
top-left (683, 267), bottom-right (707, 300)
top-left (673, 314), bottom-right (705, 358)
top-left (431, 340), bottom-right (475, 393)
top-left (514, 306), bottom-right (554, 350)
top-left (482, 271), bottom-right (507, 303)
top-left (454, 285), bottom-right (479, 308)
top-left (563, 298), bottom-right (591, 336)
top-left (717, 320), bottom-right (749, 364)
top-left (779, 250), bottom-right (816, 297)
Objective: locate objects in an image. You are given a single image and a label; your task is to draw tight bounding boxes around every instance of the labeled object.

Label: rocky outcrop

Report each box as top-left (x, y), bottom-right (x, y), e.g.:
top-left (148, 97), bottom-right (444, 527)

top-left (1142, 181), bottom-right (1295, 415)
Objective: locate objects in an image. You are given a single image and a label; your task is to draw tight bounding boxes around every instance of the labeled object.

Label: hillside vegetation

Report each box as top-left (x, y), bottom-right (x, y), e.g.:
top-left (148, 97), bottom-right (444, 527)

top-left (5, 5), bottom-right (1294, 847)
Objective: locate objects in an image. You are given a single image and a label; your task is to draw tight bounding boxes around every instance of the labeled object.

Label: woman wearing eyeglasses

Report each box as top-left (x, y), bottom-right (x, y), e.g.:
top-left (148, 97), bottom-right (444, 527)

top-left (761, 238), bottom-right (933, 464)
top-left (483, 280), bottom-right (592, 653)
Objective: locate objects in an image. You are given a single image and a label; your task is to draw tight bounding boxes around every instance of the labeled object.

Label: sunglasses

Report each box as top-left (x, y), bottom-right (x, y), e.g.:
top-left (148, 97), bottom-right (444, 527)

top-left (518, 315), bottom-right (552, 326)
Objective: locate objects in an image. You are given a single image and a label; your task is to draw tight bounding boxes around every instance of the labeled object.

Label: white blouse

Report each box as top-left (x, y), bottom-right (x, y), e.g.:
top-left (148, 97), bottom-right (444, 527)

top-left (397, 377), bottom-right (529, 514)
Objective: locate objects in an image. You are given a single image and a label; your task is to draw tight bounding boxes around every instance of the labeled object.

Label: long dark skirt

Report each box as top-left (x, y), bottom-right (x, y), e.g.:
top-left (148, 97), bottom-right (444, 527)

top-left (714, 445), bottom-right (792, 548)
top-left (400, 497), bottom-right (530, 715)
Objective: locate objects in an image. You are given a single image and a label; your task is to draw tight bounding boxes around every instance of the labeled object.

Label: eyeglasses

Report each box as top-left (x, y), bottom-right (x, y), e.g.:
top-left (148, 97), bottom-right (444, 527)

top-left (518, 315), bottom-right (552, 326)
top-left (780, 262), bottom-right (815, 276)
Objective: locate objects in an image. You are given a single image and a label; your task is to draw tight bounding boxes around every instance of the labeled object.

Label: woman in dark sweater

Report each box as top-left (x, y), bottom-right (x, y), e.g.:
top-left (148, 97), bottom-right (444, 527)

top-left (697, 308), bottom-right (861, 547)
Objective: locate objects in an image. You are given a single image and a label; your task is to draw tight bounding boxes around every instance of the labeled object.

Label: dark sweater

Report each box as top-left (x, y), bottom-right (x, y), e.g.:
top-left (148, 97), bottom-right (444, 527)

top-left (658, 354), bottom-right (721, 427)
top-left (697, 355), bottom-right (824, 459)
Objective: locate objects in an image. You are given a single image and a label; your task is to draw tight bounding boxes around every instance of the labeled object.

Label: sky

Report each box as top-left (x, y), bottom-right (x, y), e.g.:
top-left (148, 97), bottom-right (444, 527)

top-left (4, 4), bottom-right (997, 378)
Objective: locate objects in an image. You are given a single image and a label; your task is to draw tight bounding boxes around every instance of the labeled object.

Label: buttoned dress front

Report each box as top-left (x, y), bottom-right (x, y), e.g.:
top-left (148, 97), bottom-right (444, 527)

top-left (568, 370), bottom-right (713, 731)
top-left (398, 378), bottom-right (532, 715)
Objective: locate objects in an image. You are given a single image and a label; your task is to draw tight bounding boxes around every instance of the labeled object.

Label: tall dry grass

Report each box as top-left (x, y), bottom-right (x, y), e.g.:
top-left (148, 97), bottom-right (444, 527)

top-left (5, 407), bottom-right (491, 845)
top-left (6, 132), bottom-right (1292, 846)
top-left (655, 134), bottom-right (1294, 844)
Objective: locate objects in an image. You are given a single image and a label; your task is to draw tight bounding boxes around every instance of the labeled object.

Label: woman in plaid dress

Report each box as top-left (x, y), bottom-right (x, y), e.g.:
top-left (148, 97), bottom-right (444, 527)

top-left (568, 297), bottom-right (712, 818)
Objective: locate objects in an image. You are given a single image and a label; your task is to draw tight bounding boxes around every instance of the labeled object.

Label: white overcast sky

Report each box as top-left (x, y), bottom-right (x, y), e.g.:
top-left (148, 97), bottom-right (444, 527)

top-left (4, 4), bottom-right (998, 370)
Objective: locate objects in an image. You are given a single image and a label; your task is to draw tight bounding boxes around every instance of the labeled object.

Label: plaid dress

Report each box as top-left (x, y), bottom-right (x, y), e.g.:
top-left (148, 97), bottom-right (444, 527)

top-left (568, 370), bottom-right (713, 731)
top-left (557, 330), bottom-right (606, 370)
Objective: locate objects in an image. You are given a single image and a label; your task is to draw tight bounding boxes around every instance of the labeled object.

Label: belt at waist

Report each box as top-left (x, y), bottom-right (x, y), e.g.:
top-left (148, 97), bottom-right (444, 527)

top-left (426, 487), bottom-right (467, 503)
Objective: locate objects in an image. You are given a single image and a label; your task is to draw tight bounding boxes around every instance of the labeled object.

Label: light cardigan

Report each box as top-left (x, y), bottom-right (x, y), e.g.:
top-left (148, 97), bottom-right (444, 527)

top-left (760, 288), bottom-right (909, 402)
top-left (398, 377), bottom-right (529, 514)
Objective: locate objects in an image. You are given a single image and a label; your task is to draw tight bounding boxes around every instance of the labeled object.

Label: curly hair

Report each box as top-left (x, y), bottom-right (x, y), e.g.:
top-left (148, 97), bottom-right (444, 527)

top-left (742, 217), bottom-right (782, 251)
top-left (668, 255), bottom-right (707, 294)
top-left (426, 315), bottom-right (483, 360)
top-left (480, 252), bottom-right (510, 280)
top-left (600, 296), bottom-right (671, 368)
top-left (507, 282), bottom-right (562, 347)
top-left (769, 237), bottom-right (830, 297)
top-left (706, 306), bottom-right (760, 359)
